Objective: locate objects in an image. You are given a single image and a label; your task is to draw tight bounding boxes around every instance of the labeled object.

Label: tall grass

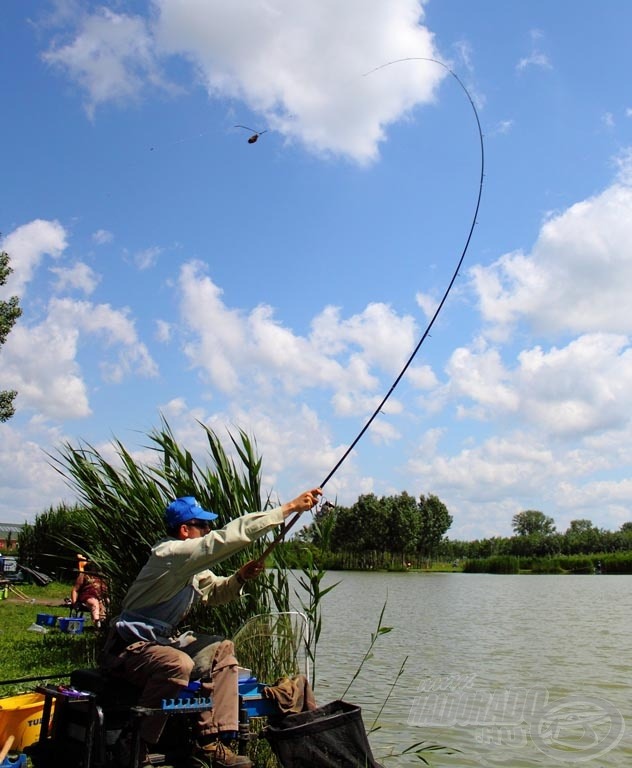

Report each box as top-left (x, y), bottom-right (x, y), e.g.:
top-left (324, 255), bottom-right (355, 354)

top-left (599, 552), bottom-right (632, 573)
top-left (462, 555), bottom-right (519, 574)
top-left (49, 419), bottom-right (296, 642)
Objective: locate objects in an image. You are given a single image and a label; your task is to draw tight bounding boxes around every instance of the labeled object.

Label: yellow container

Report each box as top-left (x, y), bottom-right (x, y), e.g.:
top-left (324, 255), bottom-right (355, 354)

top-left (0, 692), bottom-right (52, 750)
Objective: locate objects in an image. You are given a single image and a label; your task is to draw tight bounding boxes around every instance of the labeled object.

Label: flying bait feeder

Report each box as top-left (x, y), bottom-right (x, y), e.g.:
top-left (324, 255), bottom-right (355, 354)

top-left (235, 124), bottom-right (268, 143)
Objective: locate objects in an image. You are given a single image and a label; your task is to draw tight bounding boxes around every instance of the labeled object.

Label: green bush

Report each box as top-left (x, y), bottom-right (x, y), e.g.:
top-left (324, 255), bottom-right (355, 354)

top-left (560, 556), bottom-right (595, 574)
top-left (598, 552), bottom-right (632, 573)
top-left (530, 558), bottom-right (564, 574)
top-left (462, 555), bottom-right (519, 574)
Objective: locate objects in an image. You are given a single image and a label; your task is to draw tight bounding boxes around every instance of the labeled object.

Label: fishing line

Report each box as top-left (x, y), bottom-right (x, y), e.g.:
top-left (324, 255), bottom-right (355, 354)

top-left (148, 128), bottom-right (215, 152)
top-left (261, 57), bottom-right (485, 558)
top-left (321, 57), bottom-right (484, 488)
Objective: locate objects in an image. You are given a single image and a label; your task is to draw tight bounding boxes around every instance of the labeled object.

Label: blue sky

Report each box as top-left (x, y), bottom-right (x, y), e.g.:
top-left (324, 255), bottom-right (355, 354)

top-left (2, 0), bottom-right (632, 540)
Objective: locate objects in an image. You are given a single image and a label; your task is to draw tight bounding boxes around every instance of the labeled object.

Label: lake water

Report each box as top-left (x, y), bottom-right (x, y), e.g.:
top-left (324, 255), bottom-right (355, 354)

top-left (304, 571), bottom-right (632, 767)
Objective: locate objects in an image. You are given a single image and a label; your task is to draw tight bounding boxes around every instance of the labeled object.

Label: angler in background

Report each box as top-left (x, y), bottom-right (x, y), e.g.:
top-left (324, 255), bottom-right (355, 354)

top-left (70, 561), bottom-right (108, 628)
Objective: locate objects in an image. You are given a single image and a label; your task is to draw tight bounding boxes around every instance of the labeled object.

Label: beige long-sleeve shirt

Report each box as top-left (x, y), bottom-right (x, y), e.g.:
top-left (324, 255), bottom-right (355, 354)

top-left (116, 506), bottom-right (285, 643)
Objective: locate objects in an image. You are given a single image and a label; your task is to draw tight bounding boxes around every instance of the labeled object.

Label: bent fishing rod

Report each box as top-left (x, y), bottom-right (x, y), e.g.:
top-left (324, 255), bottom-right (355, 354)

top-left (260, 58), bottom-right (485, 560)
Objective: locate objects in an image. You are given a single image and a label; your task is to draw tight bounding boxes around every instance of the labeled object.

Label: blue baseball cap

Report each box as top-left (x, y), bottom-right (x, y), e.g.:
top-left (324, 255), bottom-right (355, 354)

top-left (165, 496), bottom-right (218, 528)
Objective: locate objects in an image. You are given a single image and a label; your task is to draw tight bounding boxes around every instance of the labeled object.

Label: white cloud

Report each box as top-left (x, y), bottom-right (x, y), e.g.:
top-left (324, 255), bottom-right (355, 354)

top-left (133, 246), bottom-right (162, 270)
top-left (155, 0), bottom-right (442, 163)
top-left (406, 433), bottom-right (559, 517)
top-left (368, 419), bottom-right (401, 445)
top-left (552, 475), bottom-right (632, 530)
top-left (331, 389), bottom-right (383, 419)
top-left (489, 119), bottom-right (514, 136)
top-left (613, 146), bottom-right (632, 185)
top-left (57, 298), bottom-right (159, 382)
top-left (446, 343), bottom-right (518, 414)
top-left (516, 51), bottom-right (551, 72)
top-left (42, 0), bottom-right (445, 162)
top-left (404, 425), bottom-right (632, 538)
top-left (415, 290), bottom-right (438, 320)
top-left (92, 228), bottom-right (113, 245)
top-left (442, 332), bottom-right (632, 441)
top-left (177, 260), bottom-right (420, 414)
top-left (453, 40), bottom-right (474, 73)
top-left (0, 317), bottom-right (91, 419)
top-left (0, 423), bottom-right (73, 522)
top-left (516, 33), bottom-right (552, 74)
top-left (42, 7), bottom-right (164, 118)
top-left (516, 334), bottom-right (632, 438)
top-left (397, 162), bottom-right (632, 536)
top-left (602, 111), bottom-right (615, 129)
top-left (0, 220), bottom-right (67, 298)
top-left (311, 302), bottom-right (417, 373)
top-left (471, 172), bottom-right (632, 338)
top-left (50, 262), bottom-right (100, 294)
top-left (0, 293), bottom-right (158, 419)
top-left (155, 319), bottom-right (172, 342)
top-left (406, 364), bottom-right (438, 390)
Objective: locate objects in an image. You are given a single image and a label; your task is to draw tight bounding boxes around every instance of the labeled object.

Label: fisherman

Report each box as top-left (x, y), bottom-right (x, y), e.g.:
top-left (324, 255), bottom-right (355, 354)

top-left (70, 561), bottom-right (108, 628)
top-left (101, 488), bottom-right (321, 768)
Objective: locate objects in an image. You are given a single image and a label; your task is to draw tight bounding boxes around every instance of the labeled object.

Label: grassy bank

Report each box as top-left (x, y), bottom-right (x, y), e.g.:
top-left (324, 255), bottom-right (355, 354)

top-left (0, 582), bottom-right (97, 697)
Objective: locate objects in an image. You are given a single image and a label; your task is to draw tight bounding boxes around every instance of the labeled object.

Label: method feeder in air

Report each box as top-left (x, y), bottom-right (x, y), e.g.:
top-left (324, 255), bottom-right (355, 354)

top-left (235, 124), bottom-right (268, 143)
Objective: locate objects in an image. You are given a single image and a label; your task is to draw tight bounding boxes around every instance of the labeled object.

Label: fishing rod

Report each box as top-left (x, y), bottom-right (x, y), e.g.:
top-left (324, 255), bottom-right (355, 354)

top-left (260, 58), bottom-right (485, 559)
top-left (0, 672), bottom-right (72, 687)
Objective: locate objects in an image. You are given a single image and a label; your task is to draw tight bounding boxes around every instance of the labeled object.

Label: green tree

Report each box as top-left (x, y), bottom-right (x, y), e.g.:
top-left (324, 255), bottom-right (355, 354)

top-left (562, 519), bottom-right (604, 555)
top-left (509, 531), bottom-right (562, 558)
top-left (18, 503), bottom-right (92, 579)
top-left (330, 493), bottom-right (389, 553)
top-left (417, 493), bottom-right (453, 559)
top-left (620, 522), bottom-right (632, 533)
top-left (385, 492), bottom-right (421, 564)
top-left (566, 519), bottom-right (594, 535)
top-left (512, 509), bottom-right (556, 537)
top-left (0, 249), bottom-right (22, 422)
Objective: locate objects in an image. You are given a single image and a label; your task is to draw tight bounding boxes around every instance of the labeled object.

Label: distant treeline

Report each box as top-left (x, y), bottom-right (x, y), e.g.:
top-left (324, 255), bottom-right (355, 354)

top-left (285, 495), bottom-right (632, 572)
top-left (463, 552), bottom-right (632, 575)
top-left (436, 524), bottom-right (632, 562)
top-left (462, 552), bottom-right (632, 575)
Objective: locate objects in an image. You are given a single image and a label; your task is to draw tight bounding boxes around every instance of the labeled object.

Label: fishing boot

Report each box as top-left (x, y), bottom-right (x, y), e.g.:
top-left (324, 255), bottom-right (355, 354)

top-left (194, 739), bottom-right (252, 768)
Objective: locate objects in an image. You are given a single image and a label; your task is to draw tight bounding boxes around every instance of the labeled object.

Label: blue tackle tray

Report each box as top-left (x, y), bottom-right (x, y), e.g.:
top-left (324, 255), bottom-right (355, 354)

top-left (0, 755), bottom-right (27, 768)
top-left (238, 677), bottom-right (279, 718)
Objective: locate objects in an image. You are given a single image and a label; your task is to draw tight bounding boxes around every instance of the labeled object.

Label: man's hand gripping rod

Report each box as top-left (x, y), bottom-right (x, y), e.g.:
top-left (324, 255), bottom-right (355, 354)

top-left (258, 487), bottom-right (323, 561)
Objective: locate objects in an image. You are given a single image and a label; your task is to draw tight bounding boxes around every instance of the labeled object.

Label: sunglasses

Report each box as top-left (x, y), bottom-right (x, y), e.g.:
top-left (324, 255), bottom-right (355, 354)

top-left (187, 519), bottom-right (211, 531)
